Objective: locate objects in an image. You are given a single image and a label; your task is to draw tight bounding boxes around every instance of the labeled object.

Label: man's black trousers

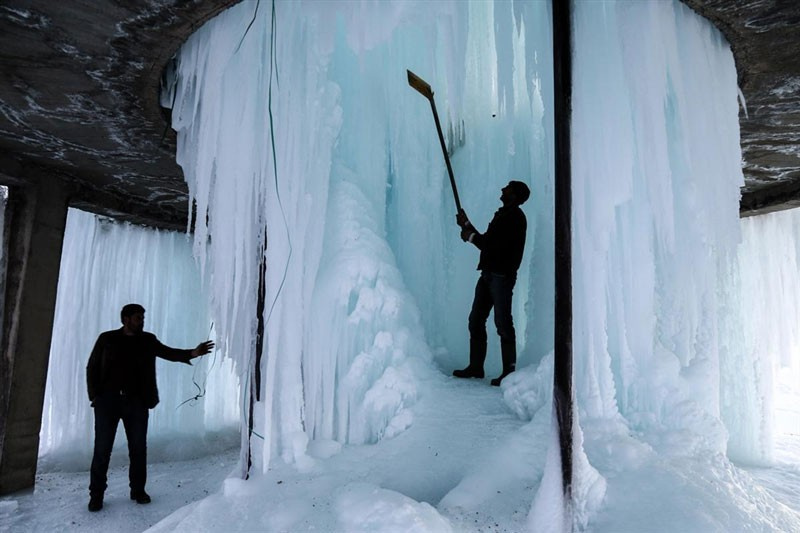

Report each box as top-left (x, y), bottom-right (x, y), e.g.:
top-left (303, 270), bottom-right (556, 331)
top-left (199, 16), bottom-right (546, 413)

top-left (468, 271), bottom-right (517, 367)
top-left (89, 391), bottom-right (149, 496)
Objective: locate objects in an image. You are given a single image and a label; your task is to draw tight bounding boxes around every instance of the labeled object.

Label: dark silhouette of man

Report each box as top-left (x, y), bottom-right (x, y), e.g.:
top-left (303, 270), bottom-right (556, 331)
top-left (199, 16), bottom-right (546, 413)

top-left (453, 180), bottom-right (529, 386)
top-left (85, 303), bottom-right (214, 512)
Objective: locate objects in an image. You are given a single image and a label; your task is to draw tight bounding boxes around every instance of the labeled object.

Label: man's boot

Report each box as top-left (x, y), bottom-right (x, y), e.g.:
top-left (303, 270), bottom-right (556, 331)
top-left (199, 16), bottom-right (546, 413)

top-left (491, 341), bottom-right (517, 386)
top-left (130, 490), bottom-right (151, 504)
top-left (88, 492), bottom-right (103, 512)
top-left (453, 339), bottom-right (487, 378)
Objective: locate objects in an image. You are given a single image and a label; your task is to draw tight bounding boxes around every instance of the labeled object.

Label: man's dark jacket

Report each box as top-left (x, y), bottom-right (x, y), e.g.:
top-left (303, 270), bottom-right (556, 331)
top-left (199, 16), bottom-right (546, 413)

top-left (471, 205), bottom-right (527, 276)
top-left (86, 328), bottom-right (193, 409)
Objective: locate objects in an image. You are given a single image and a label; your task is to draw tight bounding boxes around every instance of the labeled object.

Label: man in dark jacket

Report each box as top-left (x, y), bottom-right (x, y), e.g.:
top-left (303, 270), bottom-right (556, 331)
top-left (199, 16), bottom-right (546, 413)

top-left (453, 180), bottom-right (529, 386)
top-left (85, 303), bottom-right (214, 512)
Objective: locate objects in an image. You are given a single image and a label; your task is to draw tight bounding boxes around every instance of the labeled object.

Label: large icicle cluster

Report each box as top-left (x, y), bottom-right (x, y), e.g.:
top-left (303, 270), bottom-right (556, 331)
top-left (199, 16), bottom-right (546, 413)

top-left (40, 209), bottom-right (239, 469)
top-left (572, 0), bottom-right (744, 459)
top-left (165, 0), bottom-right (553, 471)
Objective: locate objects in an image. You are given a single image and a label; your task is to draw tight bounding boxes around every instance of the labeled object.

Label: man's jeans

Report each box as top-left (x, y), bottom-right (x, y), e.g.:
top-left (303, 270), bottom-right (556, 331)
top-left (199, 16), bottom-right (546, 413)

top-left (468, 271), bottom-right (517, 348)
top-left (89, 391), bottom-right (149, 496)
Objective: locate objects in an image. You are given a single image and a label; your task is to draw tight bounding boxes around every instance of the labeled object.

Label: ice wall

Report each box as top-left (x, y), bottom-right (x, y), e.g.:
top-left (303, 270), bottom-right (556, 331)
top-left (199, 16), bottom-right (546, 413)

top-left (161, 0), bottom-right (799, 526)
top-left (572, 0), bottom-right (745, 458)
top-left (730, 209), bottom-right (800, 462)
top-left (165, 0), bottom-right (553, 472)
top-left (39, 209), bottom-right (239, 469)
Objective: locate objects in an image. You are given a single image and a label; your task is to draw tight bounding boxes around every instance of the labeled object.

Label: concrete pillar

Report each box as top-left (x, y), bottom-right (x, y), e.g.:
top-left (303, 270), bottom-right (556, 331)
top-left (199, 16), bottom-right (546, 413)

top-left (0, 178), bottom-right (69, 494)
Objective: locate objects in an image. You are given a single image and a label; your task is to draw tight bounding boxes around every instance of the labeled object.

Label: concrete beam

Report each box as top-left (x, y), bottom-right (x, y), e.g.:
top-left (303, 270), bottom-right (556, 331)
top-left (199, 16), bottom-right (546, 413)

top-left (0, 2), bottom-right (237, 229)
top-left (0, 178), bottom-right (70, 495)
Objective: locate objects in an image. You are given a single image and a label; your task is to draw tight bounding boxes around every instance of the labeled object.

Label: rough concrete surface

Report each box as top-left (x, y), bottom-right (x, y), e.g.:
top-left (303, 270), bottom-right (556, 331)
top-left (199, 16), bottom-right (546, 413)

top-left (0, 1), bottom-right (799, 225)
top-left (0, 1), bottom-right (237, 229)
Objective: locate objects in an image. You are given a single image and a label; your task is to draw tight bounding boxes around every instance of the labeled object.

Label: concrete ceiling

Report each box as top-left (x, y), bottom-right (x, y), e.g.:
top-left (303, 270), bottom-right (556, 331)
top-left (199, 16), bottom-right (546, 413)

top-left (0, 1), bottom-right (798, 229)
top-left (0, 1), bottom-right (236, 230)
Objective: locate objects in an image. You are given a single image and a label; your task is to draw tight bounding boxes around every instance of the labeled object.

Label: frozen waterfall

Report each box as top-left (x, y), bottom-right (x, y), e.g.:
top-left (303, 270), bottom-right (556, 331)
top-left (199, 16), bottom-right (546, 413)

top-left (164, 0), bottom-right (553, 472)
top-left (40, 209), bottom-right (239, 469)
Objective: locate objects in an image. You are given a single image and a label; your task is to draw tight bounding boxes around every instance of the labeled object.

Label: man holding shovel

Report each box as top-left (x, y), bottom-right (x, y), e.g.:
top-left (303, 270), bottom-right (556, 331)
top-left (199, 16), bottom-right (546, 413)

top-left (453, 181), bottom-right (529, 386)
top-left (406, 70), bottom-right (528, 386)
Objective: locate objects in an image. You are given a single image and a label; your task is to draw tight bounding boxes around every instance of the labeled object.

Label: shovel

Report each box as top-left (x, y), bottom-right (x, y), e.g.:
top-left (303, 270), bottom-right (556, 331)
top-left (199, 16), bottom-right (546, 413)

top-left (407, 69), bottom-right (463, 214)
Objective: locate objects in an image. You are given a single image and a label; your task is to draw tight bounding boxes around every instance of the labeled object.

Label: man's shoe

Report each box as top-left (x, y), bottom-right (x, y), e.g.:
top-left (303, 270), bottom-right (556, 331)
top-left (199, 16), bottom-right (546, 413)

top-left (453, 366), bottom-right (484, 379)
top-left (491, 368), bottom-right (515, 386)
top-left (88, 494), bottom-right (103, 512)
top-left (130, 491), bottom-right (151, 504)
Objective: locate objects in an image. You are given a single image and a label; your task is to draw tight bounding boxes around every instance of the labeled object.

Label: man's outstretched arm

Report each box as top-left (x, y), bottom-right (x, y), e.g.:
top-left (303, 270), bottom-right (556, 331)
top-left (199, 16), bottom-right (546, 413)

top-left (152, 335), bottom-right (214, 364)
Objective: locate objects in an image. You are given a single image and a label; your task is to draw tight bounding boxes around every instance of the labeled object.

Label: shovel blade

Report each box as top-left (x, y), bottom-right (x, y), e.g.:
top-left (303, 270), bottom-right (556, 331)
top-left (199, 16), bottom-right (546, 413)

top-left (407, 69), bottom-right (433, 99)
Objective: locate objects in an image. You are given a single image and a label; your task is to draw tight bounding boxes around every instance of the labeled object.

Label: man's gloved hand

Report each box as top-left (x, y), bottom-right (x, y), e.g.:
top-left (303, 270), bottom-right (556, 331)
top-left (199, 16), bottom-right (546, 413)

top-left (460, 228), bottom-right (472, 242)
top-left (456, 210), bottom-right (470, 228)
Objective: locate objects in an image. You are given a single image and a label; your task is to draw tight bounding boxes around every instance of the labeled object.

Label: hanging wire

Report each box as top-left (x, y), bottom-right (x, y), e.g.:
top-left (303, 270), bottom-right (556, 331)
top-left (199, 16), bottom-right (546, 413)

top-left (234, 0), bottom-right (261, 55)
top-left (244, 0), bottom-right (287, 477)
top-left (182, 0), bottom-right (290, 476)
top-left (232, 0), bottom-right (289, 333)
top-left (263, 0), bottom-right (290, 327)
top-left (176, 321), bottom-right (217, 409)
top-left (177, 1), bottom-right (263, 412)
top-left (174, 0), bottom-right (285, 425)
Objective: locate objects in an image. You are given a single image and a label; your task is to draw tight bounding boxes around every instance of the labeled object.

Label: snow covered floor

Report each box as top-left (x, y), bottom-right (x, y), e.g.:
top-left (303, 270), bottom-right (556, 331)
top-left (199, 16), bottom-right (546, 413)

top-left (0, 448), bottom-right (238, 533)
top-left (2, 369), bottom-right (542, 532)
top-left (586, 429), bottom-right (800, 532)
top-left (745, 434), bottom-right (800, 516)
top-left (6, 368), bottom-right (800, 532)
top-left (148, 369), bottom-right (545, 532)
